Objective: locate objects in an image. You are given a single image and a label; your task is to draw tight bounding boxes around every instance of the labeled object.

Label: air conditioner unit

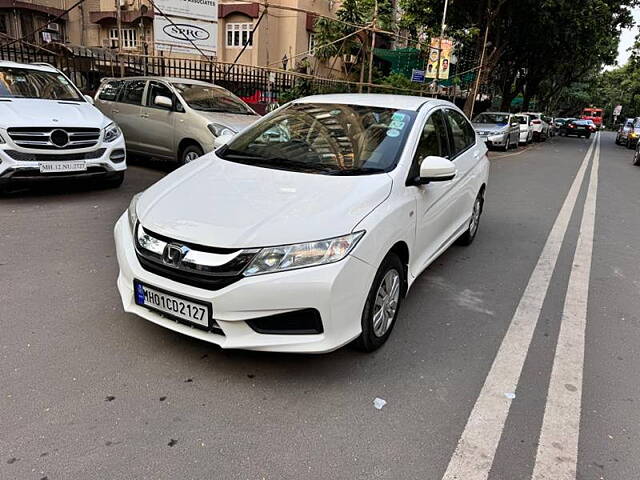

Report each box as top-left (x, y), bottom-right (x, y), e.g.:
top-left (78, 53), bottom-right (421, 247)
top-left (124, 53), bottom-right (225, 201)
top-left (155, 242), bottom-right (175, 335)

top-left (46, 23), bottom-right (60, 32)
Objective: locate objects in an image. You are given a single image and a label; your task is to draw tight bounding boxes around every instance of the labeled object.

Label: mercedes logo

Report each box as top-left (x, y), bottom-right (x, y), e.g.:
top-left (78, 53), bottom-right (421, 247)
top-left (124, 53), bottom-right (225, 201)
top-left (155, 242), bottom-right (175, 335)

top-left (50, 129), bottom-right (69, 148)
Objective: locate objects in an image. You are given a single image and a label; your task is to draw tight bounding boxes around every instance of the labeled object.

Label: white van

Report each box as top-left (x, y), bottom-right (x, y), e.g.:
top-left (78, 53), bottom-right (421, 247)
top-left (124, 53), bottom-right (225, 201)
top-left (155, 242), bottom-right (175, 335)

top-left (0, 61), bottom-right (126, 192)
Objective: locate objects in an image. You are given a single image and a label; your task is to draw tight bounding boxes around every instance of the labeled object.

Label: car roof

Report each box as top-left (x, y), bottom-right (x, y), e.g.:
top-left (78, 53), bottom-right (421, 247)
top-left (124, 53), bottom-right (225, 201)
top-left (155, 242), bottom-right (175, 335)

top-left (293, 93), bottom-right (450, 112)
top-left (0, 60), bottom-right (58, 73)
top-left (476, 111), bottom-right (512, 115)
top-left (100, 76), bottom-right (224, 88)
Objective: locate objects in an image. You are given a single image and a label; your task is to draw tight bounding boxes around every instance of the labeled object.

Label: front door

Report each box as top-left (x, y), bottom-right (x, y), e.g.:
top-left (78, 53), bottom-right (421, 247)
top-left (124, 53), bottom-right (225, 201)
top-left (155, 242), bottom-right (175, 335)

top-left (410, 108), bottom-right (458, 274)
top-left (137, 81), bottom-right (176, 160)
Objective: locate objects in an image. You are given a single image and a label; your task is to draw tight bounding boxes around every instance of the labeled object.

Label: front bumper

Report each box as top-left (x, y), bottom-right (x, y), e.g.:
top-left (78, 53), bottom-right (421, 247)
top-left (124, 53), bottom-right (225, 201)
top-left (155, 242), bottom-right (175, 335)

top-left (114, 214), bottom-right (376, 353)
top-left (0, 135), bottom-right (126, 184)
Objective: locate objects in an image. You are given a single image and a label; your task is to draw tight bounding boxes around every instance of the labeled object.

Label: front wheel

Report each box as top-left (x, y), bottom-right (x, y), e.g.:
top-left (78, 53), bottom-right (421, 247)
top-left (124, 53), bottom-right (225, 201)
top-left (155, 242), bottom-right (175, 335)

top-left (457, 190), bottom-right (484, 246)
top-left (354, 253), bottom-right (405, 352)
top-left (633, 148), bottom-right (640, 166)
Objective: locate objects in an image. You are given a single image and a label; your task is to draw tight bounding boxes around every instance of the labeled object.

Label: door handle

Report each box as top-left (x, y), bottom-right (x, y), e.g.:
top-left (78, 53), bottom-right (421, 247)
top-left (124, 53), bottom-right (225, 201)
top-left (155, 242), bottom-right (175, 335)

top-left (140, 113), bottom-right (149, 118)
top-left (112, 109), bottom-right (119, 114)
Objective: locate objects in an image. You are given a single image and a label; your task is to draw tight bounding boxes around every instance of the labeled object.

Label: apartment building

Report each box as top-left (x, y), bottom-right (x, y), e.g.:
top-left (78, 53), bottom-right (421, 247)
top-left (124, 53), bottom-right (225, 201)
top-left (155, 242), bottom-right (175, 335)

top-left (0, 0), bottom-right (341, 77)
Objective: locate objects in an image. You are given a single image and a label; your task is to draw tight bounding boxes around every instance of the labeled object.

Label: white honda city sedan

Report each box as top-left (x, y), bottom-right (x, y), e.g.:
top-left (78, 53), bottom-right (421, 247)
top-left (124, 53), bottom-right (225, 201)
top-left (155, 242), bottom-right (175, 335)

top-left (114, 94), bottom-right (489, 353)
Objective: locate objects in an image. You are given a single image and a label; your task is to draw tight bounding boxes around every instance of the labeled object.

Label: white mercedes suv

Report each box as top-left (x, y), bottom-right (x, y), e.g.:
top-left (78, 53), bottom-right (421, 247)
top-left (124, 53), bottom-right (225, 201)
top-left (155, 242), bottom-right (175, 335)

top-left (0, 61), bottom-right (126, 192)
top-left (114, 94), bottom-right (489, 353)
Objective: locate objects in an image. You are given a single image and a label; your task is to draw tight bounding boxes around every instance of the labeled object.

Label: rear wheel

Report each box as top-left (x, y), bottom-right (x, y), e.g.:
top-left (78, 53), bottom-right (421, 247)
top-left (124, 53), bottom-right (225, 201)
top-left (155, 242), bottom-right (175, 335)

top-left (180, 143), bottom-right (204, 165)
top-left (633, 147), bottom-right (640, 166)
top-left (354, 253), bottom-right (405, 352)
top-left (458, 190), bottom-right (484, 246)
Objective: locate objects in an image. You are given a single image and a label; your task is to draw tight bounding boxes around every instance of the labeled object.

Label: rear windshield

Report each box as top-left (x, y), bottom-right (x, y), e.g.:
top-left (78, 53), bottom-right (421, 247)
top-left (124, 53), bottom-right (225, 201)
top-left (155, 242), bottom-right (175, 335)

top-left (473, 113), bottom-right (510, 125)
top-left (0, 66), bottom-right (83, 101)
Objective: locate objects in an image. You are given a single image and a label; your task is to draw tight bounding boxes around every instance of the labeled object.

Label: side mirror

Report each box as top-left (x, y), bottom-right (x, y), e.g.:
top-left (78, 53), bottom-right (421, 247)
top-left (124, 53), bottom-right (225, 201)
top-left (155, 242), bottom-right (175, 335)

top-left (84, 95), bottom-right (95, 105)
top-left (214, 133), bottom-right (234, 149)
top-left (416, 156), bottom-right (457, 184)
top-left (154, 95), bottom-right (173, 109)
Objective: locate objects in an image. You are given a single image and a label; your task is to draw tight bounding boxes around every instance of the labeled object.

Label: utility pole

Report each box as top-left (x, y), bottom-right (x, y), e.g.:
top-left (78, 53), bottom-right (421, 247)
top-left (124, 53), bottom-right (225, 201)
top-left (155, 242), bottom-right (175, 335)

top-left (469, 20), bottom-right (489, 119)
top-left (367, 0), bottom-right (378, 93)
top-left (116, 0), bottom-right (124, 77)
top-left (433, 0), bottom-right (449, 96)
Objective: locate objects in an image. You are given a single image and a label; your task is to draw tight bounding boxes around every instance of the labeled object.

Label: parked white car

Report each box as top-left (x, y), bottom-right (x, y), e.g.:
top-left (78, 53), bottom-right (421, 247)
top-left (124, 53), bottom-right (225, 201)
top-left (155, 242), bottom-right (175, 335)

top-left (521, 111), bottom-right (549, 141)
top-left (114, 94), bottom-right (490, 353)
top-left (515, 114), bottom-right (534, 144)
top-left (0, 61), bottom-right (126, 192)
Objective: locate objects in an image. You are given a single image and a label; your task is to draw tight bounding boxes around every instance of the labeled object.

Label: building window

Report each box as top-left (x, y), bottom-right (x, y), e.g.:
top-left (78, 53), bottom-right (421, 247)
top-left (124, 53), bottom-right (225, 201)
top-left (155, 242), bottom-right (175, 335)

top-left (226, 23), bottom-right (253, 48)
top-left (0, 14), bottom-right (8, 34)
top-left (308, 33), bottom-right (316, 56)
top-left (110, 28), bottom-right (137, 49)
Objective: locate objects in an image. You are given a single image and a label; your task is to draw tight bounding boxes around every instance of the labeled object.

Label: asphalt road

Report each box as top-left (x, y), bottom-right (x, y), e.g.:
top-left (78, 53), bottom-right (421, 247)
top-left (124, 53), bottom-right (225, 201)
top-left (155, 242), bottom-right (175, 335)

top-left (1, 133), bottom-right (639, 480)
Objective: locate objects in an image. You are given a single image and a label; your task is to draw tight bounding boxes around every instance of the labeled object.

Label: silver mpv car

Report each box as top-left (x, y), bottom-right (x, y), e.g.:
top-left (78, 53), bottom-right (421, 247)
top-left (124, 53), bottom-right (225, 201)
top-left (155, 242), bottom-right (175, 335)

top-left (95, 77), bottom-right (260, 164)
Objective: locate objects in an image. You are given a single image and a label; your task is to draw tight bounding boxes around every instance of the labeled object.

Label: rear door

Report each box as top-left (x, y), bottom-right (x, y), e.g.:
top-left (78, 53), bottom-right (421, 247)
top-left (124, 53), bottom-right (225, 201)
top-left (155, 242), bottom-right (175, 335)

top-left (116, 79), bottom-right (147, 153)
top-left (443, 108), bottom-right (483, 232)
top-left (95, 79), bottom-right (124, 122)
top-left (136, 81), bottom-right (177, 160)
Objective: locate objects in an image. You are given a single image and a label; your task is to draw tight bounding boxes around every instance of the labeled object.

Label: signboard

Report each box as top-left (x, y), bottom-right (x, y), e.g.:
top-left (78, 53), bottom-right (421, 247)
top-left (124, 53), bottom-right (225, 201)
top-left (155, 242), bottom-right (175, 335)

top-left (411, 69), bottom-right (425, 83)
top-left (154, 16), bottom-right (217, 55)
top-left (613, 104), bottom-right (622, 116)
top-left (152, 0), bottom-right (217, 22)
top-left (426, 37), bottom-right (453, 79)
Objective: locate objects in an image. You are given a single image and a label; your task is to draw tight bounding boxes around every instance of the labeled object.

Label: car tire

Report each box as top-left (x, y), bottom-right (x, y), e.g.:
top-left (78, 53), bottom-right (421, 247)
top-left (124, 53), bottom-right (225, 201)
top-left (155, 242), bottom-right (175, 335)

top-left (503, 139), bottom-right (509, 151)
top-left (586, 134), bottom-right (591, 139)
top-left (457, 190), bottom-right (484, 246)
top-left (180, 144), bottom-right (204, 165)
top-left (633, 148), bottom-right (640, 166)
top-left (354, 253), bottom-right (405, 352)
top-left (103, 171), bottom-right (125, 189)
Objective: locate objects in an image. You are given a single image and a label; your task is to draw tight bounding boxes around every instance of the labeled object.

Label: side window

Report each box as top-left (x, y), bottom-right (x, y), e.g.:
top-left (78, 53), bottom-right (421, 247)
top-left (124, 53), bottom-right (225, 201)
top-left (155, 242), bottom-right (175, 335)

top-left (120, 80), bottom-right (146, 106)
top-left (98, 80), bottom-right (123, 101)
top-left (445, 109), bottom-right (476, 156)
top-left (146, 81), bottom-right (175, 109)
top-left (409, 110), bottom-right (449, 179)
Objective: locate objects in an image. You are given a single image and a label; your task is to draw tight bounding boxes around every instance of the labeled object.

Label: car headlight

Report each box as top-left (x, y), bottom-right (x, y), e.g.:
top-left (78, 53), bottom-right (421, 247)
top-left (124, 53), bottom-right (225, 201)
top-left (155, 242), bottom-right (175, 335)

top-left (208, 123), bottom-right (236, 137)
top-left (243, 231), bottom-right (365, 276)
top-left (103, 122), bottom-right (122, 143)
top-left (128, 192), bottom-right (142, 232)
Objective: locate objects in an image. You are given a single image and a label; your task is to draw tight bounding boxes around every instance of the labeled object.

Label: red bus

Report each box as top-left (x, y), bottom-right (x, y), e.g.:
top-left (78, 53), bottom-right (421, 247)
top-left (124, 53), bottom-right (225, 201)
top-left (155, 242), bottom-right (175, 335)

top-left (581, 107), bottom-right (603, 129)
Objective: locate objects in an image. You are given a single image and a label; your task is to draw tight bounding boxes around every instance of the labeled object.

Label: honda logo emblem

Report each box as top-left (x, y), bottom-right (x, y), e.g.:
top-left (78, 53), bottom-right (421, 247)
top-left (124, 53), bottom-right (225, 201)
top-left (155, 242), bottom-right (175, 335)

top-left (163, 243), bottom-right (189, 266)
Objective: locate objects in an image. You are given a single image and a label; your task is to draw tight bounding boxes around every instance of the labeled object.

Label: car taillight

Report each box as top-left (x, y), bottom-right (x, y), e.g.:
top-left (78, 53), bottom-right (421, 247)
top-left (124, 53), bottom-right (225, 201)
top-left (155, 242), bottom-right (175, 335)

top-left (532, 120), bottom-right (541, 124)
top-left (569, 124), bottom-right (575, 128)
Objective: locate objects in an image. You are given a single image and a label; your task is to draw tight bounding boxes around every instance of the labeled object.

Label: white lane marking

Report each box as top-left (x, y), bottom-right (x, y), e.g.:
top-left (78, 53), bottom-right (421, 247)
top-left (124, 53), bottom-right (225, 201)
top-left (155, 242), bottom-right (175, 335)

top-left (531, 132), bottom-right (600, 480)
top-left (442, 134), bottom-right (597, 480)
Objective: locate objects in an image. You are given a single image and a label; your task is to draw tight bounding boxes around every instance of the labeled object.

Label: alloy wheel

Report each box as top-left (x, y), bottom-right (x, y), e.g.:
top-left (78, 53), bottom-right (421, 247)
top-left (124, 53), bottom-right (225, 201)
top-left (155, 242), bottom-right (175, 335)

top-left (372, 269), bottom-right (401, 338)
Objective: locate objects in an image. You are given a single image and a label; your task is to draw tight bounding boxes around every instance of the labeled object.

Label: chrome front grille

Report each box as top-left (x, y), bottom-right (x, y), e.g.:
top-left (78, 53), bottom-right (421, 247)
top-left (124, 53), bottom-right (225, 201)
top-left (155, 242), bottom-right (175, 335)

top-left (135, 225), bottom-right (259, 290)
top-left (7, 127), bottom-right (101, 150)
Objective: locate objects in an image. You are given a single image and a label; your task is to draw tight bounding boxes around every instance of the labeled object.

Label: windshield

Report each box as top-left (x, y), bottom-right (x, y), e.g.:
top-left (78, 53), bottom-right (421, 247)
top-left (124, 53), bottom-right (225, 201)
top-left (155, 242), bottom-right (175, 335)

top-left (474, 113), bottom-right (510, 124)
top-left (218, 102), bottom-right (417, 175)
top-left (172, 83), bottom-right (253, 114)
top-left (0, 67), bottom-right (83, 101)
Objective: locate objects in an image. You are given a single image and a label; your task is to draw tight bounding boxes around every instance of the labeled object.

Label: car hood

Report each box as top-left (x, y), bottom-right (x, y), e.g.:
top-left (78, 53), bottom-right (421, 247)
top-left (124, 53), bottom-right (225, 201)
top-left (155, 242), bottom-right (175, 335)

top-left (0, 99), bottom-right (107, 129)
top-left (137, 155), bottom-right (393, 248)
top-left (473, 123), bottom-right (508, 133)
top-left (197, 111), bottom-right (261, 133)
